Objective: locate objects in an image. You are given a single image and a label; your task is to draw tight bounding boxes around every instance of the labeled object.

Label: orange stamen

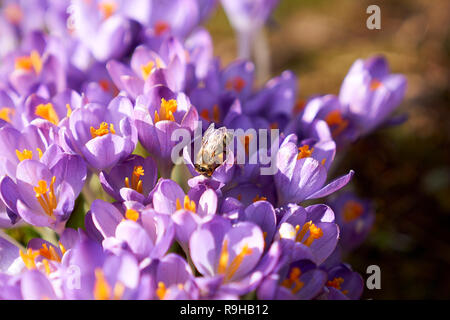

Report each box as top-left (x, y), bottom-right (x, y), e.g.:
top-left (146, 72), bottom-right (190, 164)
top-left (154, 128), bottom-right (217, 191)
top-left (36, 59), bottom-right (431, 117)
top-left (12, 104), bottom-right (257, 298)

top-left (90, 122), bottom-right (116, 138)
top-left (153, 98), bottom-right (177, 123)
top-left (0, 107), bottom-right (14, 122)
top-left (35, 103), bottom-right (59, 125)
top-left (297, 145), bottom-right (314, 160)
top-left (342, 200), bottom-right (364, 222)
top-left (175, 195), bottom-right (196, 212)
top-left (154, 21), bottom-right (170, 36)
top-left (125, 208), bottom-right (140, 222)
top-left (34, 176), bottom-right (57, 218)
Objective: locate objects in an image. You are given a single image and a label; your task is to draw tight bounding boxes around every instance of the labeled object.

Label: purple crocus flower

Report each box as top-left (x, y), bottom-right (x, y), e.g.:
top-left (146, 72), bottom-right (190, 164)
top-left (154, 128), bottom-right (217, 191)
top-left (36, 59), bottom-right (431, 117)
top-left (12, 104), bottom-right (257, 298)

top-left (14, 230), bottom-right (79, 284)
top-left (0, 90), bottom-right (19, 128)
top-left (330, 192), bottom-right (375, 251)
top-left (171, 183), bottom-right (219, 252)
top-left (61, 95), bottom-right (137, 171)
top-left (0, 122), bottom-right (56, 179)
top-left (23, 89), bottom-right (81, 127)
top-left (70, 0), bottom-right (143, 62)
top-left (257, 260), bottom-right (328, 300)
top-left (107, 35), bottom-right (195, 99)
top-left (89, 199), bottom-right (174, 261)
top-left (300, 94), bottom-right (359, 146)
top-left (61, 235), bottom-right (143, 300)
top-left (0, 144), bottom-right (86, 230)
top-left (320, 263), bottom-right (364, 300)
top-left (275, 134), bottom-right (354, 206)
top-left (220, 0), bottom-right (279, 58)
top-left (339, 55), bottom-right (407, 134)
top-left (244, 70), bottom-right (297, 129)
top-left (4, 31), bottom-right (66, 96)
top-left (134, 86), bottom-right (198, 176)
top-left (277, 204), bottom-right (339, 265)
top-left (141, 253), bottom-right (199, 300)
top-left (151, 178), bottom-right (216, 217)
top-left (189, 215), bottom-right (281, 295)
top-left (143, 0), bottom-right (201, 45)
top-left (99, 154), bottom-right (157, 203)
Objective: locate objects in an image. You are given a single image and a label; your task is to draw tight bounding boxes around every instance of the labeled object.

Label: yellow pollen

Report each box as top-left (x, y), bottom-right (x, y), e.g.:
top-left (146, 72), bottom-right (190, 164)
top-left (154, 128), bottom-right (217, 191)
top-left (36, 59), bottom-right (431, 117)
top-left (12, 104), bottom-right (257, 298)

top-left (34, 176), bottom-right (57, 218)
top-left (15, 50), bottom-right (42, 74)
top-left (93, 269), bottom-right (125, 300)
top-left (90, 122), bottom-right (116, 138)
top-left (124, 166), bottom-right (144, 193)
top-left (294, 221), bottom-right (323, 247)
top-left (59, 242), bottom-right (67, 255)
top-left (125, 208), bottom-right (140, 222)
top-left (156, 282), bottom-right (167, 300)
top-left (0, 107), bottom-right (15, 122)
top-left (16, 148), bottom-right (43, 162)
top-left (35, 103), bottom-right (60, 125)
top-left (342, 200), bottom-right (364, 222)
top-left (321, 158), bottom-right (326, 166)
top-left (94, 269), bottom-right (111, 300)
top-left (141, 61), bottom-right (155, 80)
top-left (252, 195), bottom-right (267, 202)
top-left (39, 243), bottom-right (61, 262)
top-left (113, 282), bottom-right (125, 300)
top-left (218, 240), bottom-right (253, 281)
top-left (30, 50), bottom-right (43, 74)
top-left (20, 248), bottom-right (39, 269)
top-left (370, 79), bottom-right (382, 91)
top-left (16, 149), bottom-right (33, 161)
top-left (297, 145), bottom-right (314, 160)
top-left (175, 195), bottom-right (196, 213)
top-left (15, 56), bottom-right (32, 71)
top-left (217, 239), bottom-right (229, 276)
top-left (42, 259), bottom-right (51, 275)
top-left (154, 98), bottom-right (177, 123)
top-left (98, 1), bottom-right (117, 19)
top-left (154, 21), bottom-right (170, 36)
top-left (303, 223), bottom-right (323, 247)
top-left (66, 104), bottom-right (72, 117)
top-left (281, 267), bottom-right (304, 294)
top-left (237, 194), bottom-right (242, 201)
top-left (325, 110), bottom-right (348, 138)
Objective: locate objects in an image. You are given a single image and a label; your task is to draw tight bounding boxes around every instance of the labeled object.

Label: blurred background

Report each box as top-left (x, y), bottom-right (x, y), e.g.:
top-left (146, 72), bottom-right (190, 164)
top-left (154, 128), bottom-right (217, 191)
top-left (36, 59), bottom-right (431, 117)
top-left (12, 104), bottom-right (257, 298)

top-left (206, 0), bottom-right (450, 299)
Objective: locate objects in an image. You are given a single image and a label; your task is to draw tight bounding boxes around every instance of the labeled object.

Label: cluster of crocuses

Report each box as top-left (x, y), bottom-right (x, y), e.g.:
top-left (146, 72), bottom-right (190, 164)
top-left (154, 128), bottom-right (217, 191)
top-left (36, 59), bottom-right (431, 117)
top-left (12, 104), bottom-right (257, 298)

top-left (0, 0), bottom-right (407, 300)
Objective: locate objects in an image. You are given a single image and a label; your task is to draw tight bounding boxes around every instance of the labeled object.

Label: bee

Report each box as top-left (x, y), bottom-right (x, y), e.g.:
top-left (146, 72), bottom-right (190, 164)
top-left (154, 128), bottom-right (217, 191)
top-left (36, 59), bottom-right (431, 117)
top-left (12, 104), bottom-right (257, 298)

top-left (194, 123), bottom-right (233, 177)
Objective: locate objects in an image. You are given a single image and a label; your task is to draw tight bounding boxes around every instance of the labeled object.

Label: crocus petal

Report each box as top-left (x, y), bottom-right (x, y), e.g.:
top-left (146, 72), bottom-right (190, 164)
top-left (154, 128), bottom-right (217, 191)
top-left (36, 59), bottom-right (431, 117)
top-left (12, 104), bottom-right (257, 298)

top-left (115, 220), bottom-right (154, 260)
top-left (90, 200), bottom-right (123, 238)
top-left (306, 170), bottom-right (354, 200)
top-left (21, 270), bottom-right (57, 300)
